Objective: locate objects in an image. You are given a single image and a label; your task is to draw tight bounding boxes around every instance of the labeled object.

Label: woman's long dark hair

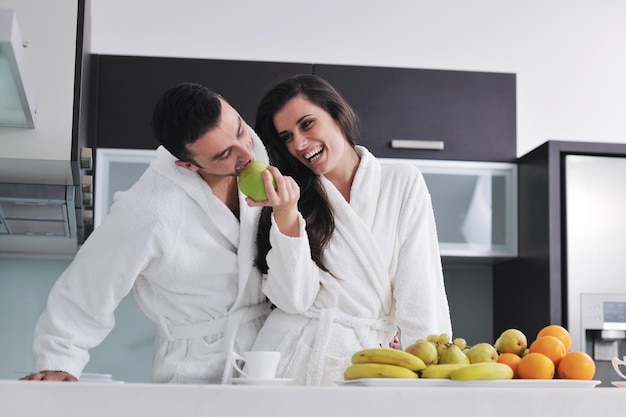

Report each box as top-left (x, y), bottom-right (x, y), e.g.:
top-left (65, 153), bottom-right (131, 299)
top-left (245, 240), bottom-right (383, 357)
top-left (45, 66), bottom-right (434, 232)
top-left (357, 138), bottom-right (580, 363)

top-left (253, 74), bottom-right (360, 274)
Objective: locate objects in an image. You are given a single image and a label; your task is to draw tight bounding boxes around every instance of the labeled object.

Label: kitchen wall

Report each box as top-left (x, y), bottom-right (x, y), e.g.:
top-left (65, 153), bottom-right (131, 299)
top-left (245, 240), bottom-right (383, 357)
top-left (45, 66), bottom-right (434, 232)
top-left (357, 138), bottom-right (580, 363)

top-left (90, 0), bottom-right (626, 158)
top-left (5, 0), bottom-right (625, 161)
top-left (0, 259), bottom-right (154, 382)
top-left (1, 0), bottom-right (625, 382)
top-left (0, 257), bottom-right (490, 382)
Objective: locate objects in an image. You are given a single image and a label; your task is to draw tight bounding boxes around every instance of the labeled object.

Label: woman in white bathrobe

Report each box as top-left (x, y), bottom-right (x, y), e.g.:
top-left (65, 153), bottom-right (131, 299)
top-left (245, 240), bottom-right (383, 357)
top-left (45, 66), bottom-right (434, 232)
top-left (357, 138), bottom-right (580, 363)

top-left (248, 75), bottom-right (452, 386)
top-left (21, 83), bottom-right (271, 384)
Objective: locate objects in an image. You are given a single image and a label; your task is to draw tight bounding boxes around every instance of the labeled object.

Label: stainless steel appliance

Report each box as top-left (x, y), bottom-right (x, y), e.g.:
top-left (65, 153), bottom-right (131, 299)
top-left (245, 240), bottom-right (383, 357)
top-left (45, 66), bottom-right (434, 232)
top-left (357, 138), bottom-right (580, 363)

top-left (494, 142), bottom-right (626, 387)
top-left (581, 293), bottom-right (626, 386)
top-left (566, 154), bottom-right (626, 386)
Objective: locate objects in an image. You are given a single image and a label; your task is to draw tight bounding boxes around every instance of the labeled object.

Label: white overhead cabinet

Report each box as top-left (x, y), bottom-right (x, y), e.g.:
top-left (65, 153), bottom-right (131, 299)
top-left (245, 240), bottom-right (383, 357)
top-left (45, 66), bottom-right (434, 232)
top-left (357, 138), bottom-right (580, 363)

top-left (95, 150), bottom-right (517, 264)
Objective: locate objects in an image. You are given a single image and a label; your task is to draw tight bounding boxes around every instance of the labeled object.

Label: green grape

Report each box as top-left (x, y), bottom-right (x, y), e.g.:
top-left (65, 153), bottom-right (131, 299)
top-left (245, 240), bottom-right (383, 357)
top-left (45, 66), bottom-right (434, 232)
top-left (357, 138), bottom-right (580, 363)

top-left (437, 333), bottom-right (451, 345)
top-left (453, 338), bottom-right (467, 350)
top-left (426, 334), bottom-right (439, 343)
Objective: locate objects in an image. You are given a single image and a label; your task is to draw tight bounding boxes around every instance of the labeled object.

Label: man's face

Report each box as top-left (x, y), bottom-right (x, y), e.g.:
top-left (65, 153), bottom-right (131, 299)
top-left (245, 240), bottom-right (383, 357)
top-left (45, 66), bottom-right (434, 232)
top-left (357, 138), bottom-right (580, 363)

top-left (176, 98), bottom-right (255, 179)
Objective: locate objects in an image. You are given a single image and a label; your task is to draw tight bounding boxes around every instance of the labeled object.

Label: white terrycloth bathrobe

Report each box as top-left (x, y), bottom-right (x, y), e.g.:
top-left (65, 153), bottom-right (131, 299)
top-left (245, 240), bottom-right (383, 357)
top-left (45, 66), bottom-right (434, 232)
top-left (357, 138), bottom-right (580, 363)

top-left (32, 127), bottom-right (271, 384)
top-left (252, 146), bottom-right (452, 386)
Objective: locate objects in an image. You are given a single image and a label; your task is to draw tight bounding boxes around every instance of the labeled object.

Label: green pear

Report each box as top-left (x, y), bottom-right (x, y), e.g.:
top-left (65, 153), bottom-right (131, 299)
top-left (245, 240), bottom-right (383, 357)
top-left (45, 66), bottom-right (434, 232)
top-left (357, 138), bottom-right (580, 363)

top-left (438, 343), bottom-right (470, 365)
top-left (495, 328), bottom-right (527, 356)
top-left (405, 340), bottom-right (438, 366)
top-left (465, 342), bottom-right (499, 363)
top-left (238, 161), bottom-right (276, 201)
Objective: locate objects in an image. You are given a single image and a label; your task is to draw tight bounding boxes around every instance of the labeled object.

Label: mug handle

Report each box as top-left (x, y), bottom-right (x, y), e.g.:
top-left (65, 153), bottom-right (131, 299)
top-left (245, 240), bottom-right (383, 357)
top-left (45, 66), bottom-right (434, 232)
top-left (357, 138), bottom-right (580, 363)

top-left (611, 357), bottom-right (626, 380)
top-left (230, 352), bottom-right (248, 378)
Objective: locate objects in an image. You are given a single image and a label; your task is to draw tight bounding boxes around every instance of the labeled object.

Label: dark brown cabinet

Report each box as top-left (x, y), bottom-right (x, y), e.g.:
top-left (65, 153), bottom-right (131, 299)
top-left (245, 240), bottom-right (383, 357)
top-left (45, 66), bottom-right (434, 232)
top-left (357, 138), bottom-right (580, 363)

top-left (91, 56), bottom-right (516, 162)
top-left (313, 64), bottom-right (516, 162)
top-left (91, 55), bottom-right (312, 149)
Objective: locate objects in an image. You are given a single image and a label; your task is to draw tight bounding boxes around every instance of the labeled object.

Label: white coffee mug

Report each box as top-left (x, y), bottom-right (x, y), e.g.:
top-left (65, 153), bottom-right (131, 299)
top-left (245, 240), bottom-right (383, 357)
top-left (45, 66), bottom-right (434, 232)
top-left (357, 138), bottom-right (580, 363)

top-left (230, 351), bottom-right (280, 379)
top-left (611, 356), bottom-right (626, 380)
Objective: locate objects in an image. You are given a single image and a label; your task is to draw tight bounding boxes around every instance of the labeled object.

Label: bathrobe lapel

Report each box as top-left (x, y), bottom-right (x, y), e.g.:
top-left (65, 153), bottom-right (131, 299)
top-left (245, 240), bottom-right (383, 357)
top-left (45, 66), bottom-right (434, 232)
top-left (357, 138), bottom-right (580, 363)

top-left (150, 126), bottom-right (269, 261)
top-left (320, 147), bottom-right (390, 310)
top-left (151, 146), bottom-right (240, 252)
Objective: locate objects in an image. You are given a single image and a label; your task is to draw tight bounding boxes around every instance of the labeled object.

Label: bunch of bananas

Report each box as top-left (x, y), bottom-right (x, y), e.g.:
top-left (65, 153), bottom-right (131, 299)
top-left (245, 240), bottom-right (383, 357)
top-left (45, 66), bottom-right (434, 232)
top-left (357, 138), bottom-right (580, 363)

top-left (343, 348), bottom-right (425, 380)
top-left (344, 347), bottom-right (514, 381)
top-left (421, 362), bottom-right (513, 380)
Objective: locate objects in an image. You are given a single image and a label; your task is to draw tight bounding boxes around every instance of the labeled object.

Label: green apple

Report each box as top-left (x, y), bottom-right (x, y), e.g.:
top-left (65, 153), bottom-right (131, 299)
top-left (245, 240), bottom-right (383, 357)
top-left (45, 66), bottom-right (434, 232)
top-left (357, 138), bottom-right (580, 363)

top-left (238, 161), bottom-right (276, 201)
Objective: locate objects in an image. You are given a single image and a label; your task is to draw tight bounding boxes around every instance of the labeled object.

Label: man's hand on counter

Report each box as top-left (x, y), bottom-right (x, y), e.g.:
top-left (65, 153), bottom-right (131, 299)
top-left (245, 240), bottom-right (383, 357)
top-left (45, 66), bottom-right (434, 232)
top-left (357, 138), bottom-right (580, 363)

top-left (19, 370), bottom-right (78, 382)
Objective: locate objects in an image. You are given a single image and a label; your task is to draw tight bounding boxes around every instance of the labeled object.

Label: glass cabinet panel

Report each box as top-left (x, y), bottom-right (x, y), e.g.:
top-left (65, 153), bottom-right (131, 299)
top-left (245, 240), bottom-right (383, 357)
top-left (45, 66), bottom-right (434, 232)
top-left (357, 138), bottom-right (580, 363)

top-left (95, 148), bottom-right (156, 228)
top-left (96, 150), bottom-right (517, 261)
top-left (379, 158), bottom-right (517, 262)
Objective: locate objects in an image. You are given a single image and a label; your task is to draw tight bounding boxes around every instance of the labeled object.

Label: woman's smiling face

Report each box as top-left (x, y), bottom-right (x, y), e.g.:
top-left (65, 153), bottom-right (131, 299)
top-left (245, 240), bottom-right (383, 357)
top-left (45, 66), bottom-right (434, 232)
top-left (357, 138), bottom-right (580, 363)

top-left (273, 95), bottom-right (351, 177)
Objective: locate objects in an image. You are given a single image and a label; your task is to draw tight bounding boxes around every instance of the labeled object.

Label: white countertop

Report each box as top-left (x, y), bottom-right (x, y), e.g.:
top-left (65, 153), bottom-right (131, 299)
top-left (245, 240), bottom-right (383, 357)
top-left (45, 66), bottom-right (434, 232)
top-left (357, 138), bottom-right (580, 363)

top-left (1, 379), bottom-right (625, 417)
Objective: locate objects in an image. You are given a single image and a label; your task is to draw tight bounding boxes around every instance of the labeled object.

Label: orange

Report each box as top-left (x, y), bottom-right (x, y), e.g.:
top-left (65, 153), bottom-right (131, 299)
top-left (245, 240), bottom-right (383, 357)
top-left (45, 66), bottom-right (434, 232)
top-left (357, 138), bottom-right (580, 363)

top-left (529, 335), bottom-right (567, 366)
top-left (497, 353), bottom-right (522, 378)
top-left (557, 351), bottom-right (596, 380)
top-left (537, 324), bottom-right (572, 352)
top-left (518, 352), bottom-right (555, 379)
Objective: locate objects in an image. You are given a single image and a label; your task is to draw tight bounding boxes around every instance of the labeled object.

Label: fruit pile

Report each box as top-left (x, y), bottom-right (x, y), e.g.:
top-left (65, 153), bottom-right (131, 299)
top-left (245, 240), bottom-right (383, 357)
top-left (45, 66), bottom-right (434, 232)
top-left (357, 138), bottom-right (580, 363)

top-left (344, 345), bottom-right (513, 381)
top-left (343, 324), bottom-right (596, 381)
top-left (494, 325), bottom-right (596, 380)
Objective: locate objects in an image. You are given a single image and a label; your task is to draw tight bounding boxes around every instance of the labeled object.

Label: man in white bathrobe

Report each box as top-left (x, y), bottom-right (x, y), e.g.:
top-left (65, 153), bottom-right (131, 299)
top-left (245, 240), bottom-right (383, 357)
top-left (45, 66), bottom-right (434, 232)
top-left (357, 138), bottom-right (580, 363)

top-left (20, 83), bottom-right (271, 384)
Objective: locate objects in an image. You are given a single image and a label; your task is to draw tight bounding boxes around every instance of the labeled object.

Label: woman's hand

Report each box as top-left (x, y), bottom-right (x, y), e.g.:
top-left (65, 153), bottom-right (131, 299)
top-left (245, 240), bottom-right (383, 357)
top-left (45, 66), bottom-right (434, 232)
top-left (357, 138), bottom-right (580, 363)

top-left (19, 370), bottom-right (78, 382)
top-left (389, 328), bottom-right (402, 350)
top-left (245, 166), bottom-right (301, 237)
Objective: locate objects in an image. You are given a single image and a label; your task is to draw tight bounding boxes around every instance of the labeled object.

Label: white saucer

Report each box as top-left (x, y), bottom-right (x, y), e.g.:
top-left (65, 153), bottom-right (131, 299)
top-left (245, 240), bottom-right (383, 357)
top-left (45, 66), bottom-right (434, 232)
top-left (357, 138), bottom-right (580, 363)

top-left (231, 377), bottom-right (293, 386)
top-left (611, 381), bottom-right (626, 388)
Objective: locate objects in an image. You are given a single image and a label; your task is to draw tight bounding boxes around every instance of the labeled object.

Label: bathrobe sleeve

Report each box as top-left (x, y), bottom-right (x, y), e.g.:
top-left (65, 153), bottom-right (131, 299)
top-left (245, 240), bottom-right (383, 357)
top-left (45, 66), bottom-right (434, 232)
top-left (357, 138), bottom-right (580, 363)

top-left (32, 199), bottom-right (170, 378)
top-left (262, 213), bottom-right (322, 314)
top-left (390, 168), bottom-right (452, 346)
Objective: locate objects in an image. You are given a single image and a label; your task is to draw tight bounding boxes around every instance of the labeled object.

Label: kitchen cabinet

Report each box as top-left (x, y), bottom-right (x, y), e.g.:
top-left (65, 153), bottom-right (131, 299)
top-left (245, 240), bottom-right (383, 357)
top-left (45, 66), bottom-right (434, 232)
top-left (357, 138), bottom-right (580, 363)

top-left (379, 159), bottom-right (517, 263)
top-left (91, 56), bottom-right (516, 162)
top-left (89, 58), bottom-right (517, 347)
top-left (94, 148), bottom-right (156, 227)
top-left (0, 0), bottom-right (93, 257)
top-left (313, 64), bottom-right (516, 162)
top-left (95, 150), bottom-right (516, 264)
top-left (92, 55), bottom-right (312, 149)
top-left (493, 140), bottom-right (626, 346)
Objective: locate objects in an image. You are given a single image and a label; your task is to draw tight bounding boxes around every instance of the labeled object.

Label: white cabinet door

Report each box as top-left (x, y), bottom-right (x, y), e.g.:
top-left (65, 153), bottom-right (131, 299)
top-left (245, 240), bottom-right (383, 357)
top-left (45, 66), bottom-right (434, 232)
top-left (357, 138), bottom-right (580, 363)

top-left (95, 150), bottom-right (518, 262)
top-left (95, 148), bottom-right (156, 228)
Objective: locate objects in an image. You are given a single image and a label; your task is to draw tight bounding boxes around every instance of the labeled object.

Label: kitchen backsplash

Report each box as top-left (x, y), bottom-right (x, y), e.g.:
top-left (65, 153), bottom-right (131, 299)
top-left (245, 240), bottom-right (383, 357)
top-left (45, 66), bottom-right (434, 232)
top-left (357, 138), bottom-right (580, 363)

top-left (0, 258), bottom-right (491, 382)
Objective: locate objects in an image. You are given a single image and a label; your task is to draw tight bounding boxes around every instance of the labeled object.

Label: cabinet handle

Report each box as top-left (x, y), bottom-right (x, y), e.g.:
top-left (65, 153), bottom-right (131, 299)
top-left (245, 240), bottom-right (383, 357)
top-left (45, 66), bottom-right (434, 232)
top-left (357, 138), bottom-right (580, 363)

top-left (390, 139), bottom-right (444, 151)
top-left (80, 148), bottom-right (93, 170)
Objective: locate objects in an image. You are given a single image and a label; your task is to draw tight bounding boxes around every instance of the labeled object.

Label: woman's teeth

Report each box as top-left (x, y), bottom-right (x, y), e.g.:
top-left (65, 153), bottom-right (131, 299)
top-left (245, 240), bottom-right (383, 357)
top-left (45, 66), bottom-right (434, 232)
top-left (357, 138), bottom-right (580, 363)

top-left (304, 146), bottom-right (323, 162)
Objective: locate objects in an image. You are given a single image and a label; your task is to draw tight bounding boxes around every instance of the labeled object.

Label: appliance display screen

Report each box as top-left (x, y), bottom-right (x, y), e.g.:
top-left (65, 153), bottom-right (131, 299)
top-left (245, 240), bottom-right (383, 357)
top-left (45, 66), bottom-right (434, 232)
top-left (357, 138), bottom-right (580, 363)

top-left (604, 302), bottom-right (626, 323)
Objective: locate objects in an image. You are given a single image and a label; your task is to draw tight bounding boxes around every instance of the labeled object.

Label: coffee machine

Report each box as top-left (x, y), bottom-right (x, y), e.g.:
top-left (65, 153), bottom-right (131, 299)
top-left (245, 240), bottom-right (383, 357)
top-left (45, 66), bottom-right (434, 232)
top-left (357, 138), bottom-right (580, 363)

top-left (580, 293), bottom-right (626, 386)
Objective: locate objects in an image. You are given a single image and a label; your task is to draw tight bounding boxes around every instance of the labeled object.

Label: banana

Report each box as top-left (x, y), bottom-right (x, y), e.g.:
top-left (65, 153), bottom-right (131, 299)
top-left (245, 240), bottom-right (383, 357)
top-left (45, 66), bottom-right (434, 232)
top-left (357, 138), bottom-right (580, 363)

top-left (344, 363), bottom-right (418, 380)
top-left (419, 363), bottom-right (470, 379)
top-left (351, 348), bottom-right (426, 372)
top-left (449, 362), bottom-right (514, 381)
